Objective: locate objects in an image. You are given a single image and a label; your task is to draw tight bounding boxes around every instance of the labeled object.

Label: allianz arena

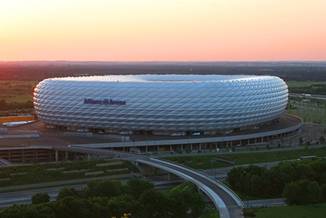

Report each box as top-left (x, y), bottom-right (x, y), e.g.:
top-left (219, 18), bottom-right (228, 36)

top-left (33, 74), bottom-right (288, 134)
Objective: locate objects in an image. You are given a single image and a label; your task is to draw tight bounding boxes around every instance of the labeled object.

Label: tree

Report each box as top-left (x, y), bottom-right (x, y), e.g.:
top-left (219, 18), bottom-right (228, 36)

top-left (0, 204), bottom-right (55, 218)
top-left (321, 184), bottom-right (326, 201)
top-left (167, 182), bottom-right (205, 218)
top-left (227, 160), bottom-right (326, 198)
top-left (86, 180), bottom-right (122, 198)
top-left (306, 181), bottom-right (322, 203)
top-left (275, 162), bottom-right (300, 184)
top-left (319, 136), bottom-right (325, 144)
top-left (55, 196), bottom-right (99, 218)
top-left (126, 179), bottom-right (154, 199)
top-left (310, 160), bottom-right (326, 184)
top-left (107, 195), bottom-right (138, 218)
top-left (0, 100), bottom-right (8, 110)
top-left (88, 197), bottom-right (110, 218)
top-left (227, 166), bottom-right (272, 197)
top-left (299, 137), bottom-right (304, 145)
top-left (283, 179), bottom-right (321, 205)
top-left (57, 187), bottom-right (80, 200)
top-left (249, 175), bottom-right (265, 197)
top-left (139, 189), bottom-right (172, 218)
top-left (266, 167), bottom-right (285, 197)
top-left (32, 193), bottom-right (50, 204)
top-left (227, 167), bottom-right (244, 191)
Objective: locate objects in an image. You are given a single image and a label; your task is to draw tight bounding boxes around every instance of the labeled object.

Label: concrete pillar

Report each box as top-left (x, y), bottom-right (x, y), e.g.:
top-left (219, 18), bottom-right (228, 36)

top-left (22, 149), bottom-right (25, 162)
top-left (65, 151), bottom-right (69, 161)
top-left (55, 150), bottom-right (59, 162)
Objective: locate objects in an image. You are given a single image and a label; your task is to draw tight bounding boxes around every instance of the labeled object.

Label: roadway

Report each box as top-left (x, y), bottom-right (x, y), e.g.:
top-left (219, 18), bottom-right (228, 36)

top-left (290, 93), bottom-right (326, 101)
top-left (243, 198), bottom-right (286, 208)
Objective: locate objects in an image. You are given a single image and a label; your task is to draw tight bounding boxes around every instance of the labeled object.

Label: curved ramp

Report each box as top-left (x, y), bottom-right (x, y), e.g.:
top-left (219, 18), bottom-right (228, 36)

top-left (63, 146), bottom-right (244, 218)
top-left (137, 158), bottom-right (243, 218)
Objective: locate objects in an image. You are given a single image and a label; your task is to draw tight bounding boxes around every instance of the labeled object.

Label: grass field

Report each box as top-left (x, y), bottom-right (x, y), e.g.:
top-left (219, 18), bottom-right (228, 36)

top-left (0, 159), bottom-right (138, 187)
top-left (287, 80), bottom-right (326, 124)
top-left (165, 146), bottom-right (326, 169)
top-left (287, 80), bottom-right (326, 95)
top-left (288, 97), bottom-right (326, 124)
top-left (0, 80), bottom-right (37, 103)
top-left (247, 203), bottom-right (326, 218)
top-left (287, 80), bottom-right (326, 88)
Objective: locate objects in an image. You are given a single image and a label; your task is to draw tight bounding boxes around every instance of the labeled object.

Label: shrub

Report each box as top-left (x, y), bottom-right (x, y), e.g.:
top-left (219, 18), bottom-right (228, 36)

top-left (86, 180), bottom-right (122, 198)
top-left (0, 204), bottom-right (55, 218)
top-left (32, 193), bottom-right (50, 204)
top-left (125, 179), bottom-right (154, 199)
top-left (55, 196), bottom-right (97, 218)
top-left (283, 179), bottom-right (321, 205)
top-left (321, 184), bottom-right (326, 201)
top-left (57, 187), bottom-right (80, 200)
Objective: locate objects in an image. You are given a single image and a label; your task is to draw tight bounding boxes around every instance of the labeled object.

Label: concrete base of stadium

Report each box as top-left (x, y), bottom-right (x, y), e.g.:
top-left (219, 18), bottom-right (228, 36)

top-left (0, 114), bottom-right (303, 163)
top-left (47, 115), bottom-right (294, 138)
top-left (70, 114), bottom-right (303, 154)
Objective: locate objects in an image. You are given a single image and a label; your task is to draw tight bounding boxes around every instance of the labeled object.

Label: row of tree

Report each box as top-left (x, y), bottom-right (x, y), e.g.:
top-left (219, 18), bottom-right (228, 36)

top-left (0, 100), bottom-right (33, 111)
top-left (0, 179), bottom-right (206, 218)
top-left (227, 159), bottom-right (326, 204)
top-left (289, 84), bottom-right (326, 95)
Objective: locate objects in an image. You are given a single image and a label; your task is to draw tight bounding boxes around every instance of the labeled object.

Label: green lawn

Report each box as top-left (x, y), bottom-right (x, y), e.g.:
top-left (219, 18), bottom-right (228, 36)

top-left (0, 80), bottom-right (37, 103)
top-left (288, 97), bottom-right (326, 124)
top-left (248, 203), bottom-right (326, 218)
top-left (165, 155), bottom-right (231, 169)
top-left (165, 146), bottom-right (326, 169)
top-left (287, 80), bottom-right (326, 95)
top-left (287, 80), bottom-right (326, 88)
top-left (0, 159), bottom-right (138, 187)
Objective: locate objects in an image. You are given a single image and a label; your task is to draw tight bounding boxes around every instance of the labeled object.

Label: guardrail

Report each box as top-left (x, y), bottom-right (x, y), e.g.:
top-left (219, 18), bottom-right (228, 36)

top-left (204, 172), bottom-right (244, 208)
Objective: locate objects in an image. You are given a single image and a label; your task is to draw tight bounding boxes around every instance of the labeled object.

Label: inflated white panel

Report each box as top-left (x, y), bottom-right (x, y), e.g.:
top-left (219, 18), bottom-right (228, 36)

top-left (33, 75), bottom-right (288, 131)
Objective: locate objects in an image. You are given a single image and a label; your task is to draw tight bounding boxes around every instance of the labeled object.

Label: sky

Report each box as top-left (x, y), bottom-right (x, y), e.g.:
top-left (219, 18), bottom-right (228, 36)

top-left (0, 0), bottom-right (326, 61)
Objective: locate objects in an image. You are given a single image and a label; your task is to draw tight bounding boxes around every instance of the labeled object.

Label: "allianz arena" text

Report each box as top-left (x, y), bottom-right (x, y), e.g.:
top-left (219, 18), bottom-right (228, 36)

top-left (83, 98), bottom-right (126, 106)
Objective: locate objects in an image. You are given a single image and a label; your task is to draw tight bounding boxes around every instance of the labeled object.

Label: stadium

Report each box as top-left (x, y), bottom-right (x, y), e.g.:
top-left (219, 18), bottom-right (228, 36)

top-left (33, 74), bottom-right (287, 133)
top-left (31, 74), bottom-right (302, 152)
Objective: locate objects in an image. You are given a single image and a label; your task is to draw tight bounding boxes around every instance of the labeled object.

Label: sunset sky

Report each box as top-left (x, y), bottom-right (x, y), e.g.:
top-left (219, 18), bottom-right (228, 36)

top-left (0, 0), bottom-right (325, 61)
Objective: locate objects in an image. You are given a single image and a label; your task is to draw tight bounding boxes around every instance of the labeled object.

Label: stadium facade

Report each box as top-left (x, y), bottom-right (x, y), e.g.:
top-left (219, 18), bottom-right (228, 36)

top-left (33, 74), bottom-right (288, 136)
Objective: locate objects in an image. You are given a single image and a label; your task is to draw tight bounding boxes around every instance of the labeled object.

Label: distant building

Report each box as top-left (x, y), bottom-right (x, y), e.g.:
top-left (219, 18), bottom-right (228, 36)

top-left (33, 74), bottom-right (288, 135)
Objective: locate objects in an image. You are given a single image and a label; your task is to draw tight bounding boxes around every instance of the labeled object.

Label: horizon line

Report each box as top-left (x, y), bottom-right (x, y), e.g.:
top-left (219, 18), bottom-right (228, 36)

top-left (1, 60), bottom-right (326, 63)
